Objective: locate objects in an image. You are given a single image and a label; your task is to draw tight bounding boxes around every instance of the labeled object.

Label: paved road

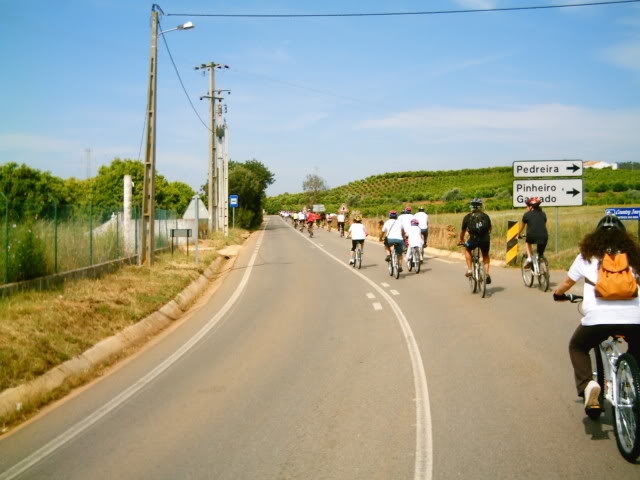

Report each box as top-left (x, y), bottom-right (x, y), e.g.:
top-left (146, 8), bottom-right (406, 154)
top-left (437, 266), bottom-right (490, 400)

top-left (0, 216), bottom-right (638, 479)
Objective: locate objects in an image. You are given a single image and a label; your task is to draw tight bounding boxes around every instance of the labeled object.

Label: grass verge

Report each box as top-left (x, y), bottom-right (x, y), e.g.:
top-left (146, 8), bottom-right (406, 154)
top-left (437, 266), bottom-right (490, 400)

top-left (0, 229), bottom-right (247, 429)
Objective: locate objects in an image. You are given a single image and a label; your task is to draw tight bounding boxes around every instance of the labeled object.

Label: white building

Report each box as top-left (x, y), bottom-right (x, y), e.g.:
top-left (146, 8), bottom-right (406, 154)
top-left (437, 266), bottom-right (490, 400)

top-left (584, 161), bottom-right (618, 170)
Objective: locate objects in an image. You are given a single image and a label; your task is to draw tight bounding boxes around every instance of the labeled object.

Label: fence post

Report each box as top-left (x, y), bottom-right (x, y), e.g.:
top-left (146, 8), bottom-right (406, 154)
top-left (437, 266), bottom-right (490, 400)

top-left (54, 202), bottom-right (58, 273)
top-left (0, 192), bottom-right (8, 283)
top-left (89, 202), bottom-right (93, 266)
top-left (116, 210), bottom-right (120, 259)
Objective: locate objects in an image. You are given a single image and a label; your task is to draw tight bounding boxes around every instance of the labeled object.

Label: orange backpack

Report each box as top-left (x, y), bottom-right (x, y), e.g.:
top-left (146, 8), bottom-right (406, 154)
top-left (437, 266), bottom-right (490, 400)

top-left (587, 253), bottom-right (638, 300)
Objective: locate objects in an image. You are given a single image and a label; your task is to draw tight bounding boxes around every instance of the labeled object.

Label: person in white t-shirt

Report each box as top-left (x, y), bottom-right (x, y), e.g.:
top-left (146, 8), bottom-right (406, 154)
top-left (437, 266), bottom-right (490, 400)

top-left (414, 206), bottom-right (429, 249)
top-left (347, 215), bottom-right (367, 264)
top-left (337, 212), bottom-right (346, 236)
top-left (553, 214), bottom-right (640, 416)
top-left (381, 210), bottom-right (405, 271)
top-left (298, 211), bottom-right (306, 230)
top-left (405, 219), bottom-right (424, 265)
top-left (398, 207), bottom-right (415, 240)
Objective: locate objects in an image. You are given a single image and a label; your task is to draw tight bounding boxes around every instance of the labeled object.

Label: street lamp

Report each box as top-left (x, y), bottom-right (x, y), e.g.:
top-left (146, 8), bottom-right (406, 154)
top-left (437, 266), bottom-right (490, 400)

top-left (140, 5), bottom-right (194, 266)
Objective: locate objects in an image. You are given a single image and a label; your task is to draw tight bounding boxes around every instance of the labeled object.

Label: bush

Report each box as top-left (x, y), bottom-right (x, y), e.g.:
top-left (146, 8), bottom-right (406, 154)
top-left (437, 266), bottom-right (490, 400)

top-left (442, 188), bottom-right (462, 202)
top-left (8, 223), bottom-right (48, 282)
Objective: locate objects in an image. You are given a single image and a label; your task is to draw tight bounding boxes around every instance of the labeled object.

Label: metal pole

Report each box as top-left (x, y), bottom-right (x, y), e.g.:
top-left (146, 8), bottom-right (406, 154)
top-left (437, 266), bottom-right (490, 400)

top-left (141, 8), bottom-right (159, 266)
top-left (193, 195), bottom-right (199, 264)
top-left (89, 202), bottom-right (94, 266)
top-left (555, 207), bottom-right (559, 254)
top-left (223, 120), bottom-right (229, 237)
top-left (54, 202), bottom-right (58, 273)
top-left (233, 207), bottom-right (235, 229)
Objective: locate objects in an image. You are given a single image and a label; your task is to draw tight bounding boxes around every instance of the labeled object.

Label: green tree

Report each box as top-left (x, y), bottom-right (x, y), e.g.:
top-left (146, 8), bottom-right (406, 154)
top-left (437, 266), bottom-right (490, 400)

top-left (227, 159), bottom-right (275, 229)
top-left (302, 173), bottom-right (328, 205)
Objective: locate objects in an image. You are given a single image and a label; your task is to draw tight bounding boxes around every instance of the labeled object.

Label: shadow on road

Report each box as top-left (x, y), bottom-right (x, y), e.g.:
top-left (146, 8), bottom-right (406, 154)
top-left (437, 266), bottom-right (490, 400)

top-left (485, 286), bottom-right (506, 297)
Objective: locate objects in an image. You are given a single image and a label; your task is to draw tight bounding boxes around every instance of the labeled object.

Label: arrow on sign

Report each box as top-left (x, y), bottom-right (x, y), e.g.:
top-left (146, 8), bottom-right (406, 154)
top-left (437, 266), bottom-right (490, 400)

top-left (568, 188), bottom-right (580, 197)
top-left (566, 164), bottom-right (580, 173)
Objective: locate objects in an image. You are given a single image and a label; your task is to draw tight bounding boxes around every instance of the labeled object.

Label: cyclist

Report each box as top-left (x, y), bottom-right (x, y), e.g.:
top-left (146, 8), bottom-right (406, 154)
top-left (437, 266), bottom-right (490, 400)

top-left (459, 198), bottom-right (492, 284)
top-left (347, 215), bottom-right (367, 264)
top-left (306, 210), bottom-right (315, 234)
top-left (553, 214), bottom-right (640, 415)
top-left (337, 212), bottom-right (346, 236)
top-left (414, 206), bottom-right (429, 248)
top-left (381, 210), bottom-right (405, 271)
top-left (298, 210), bottom-right (305, 229)
top-left (517, 197), bottom-right (548, 267)
top-left (405, 218), bottom-right (424, 266)
top-left (398, 206), bottom-right (415, 237)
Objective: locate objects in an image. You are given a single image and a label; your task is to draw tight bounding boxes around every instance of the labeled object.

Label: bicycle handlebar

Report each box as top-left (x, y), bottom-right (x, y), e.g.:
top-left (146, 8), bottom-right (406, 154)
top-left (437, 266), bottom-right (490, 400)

top-left (553, 293), bottom-right (583, 303)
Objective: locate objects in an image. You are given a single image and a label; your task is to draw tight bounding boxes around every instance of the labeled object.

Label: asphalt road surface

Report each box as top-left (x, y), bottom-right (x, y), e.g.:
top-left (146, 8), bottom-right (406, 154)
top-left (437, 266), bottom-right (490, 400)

top-left (0, 216), bottom-right (638, 479)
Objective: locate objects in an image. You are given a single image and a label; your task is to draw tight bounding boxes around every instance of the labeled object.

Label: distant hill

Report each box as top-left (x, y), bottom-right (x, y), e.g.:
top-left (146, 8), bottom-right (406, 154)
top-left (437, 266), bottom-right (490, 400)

top-left (266, 166), bottom-right (640, 216)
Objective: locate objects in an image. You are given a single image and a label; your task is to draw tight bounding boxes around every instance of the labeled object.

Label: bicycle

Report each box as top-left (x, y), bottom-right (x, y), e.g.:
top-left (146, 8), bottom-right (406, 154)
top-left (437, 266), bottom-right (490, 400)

top-left (353, 243), bottom-right (362, 269)
top-left (339, 223), bottom-right (345, 238)
top-left (388, 245), bottom-right (400, 279)
top-left (459, 243), bottom-right (486, 298)
top-left (520, 236), bottom-right (550, 292)
top-left (407, 246), bottom-right (421, 274)
top-left (307, 223), bottom-right (314, 238)
top-left (555, 293), bottom-right (640, 462)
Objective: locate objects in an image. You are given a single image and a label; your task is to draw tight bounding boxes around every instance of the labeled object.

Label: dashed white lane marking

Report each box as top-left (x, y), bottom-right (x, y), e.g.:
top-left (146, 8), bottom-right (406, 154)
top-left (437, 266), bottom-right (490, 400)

top-left (381, 282), bottom-right (390, 288)
top-left (372, 302), bottom-right (383, 311)
top-left (366, 292), bottom-right (376, 299)
top-left (390, 289), bottom-right (400, 296)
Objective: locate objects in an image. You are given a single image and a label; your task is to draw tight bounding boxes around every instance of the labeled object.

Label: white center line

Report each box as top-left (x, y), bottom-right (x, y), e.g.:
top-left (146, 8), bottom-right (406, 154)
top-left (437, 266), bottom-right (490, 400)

top-left (366, 292), bottom-right (376, 299)
top-left (390, 289), bottom-right (400, 296)
top-left (372, 302), bottom-right (383, 311)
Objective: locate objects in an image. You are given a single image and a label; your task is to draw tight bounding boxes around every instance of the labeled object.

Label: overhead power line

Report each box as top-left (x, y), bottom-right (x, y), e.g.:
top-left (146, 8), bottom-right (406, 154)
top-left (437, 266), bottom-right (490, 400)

top-left (158, 18), bottom-right (213, 133)
top-left (166, 0), bottom-right (640, 18)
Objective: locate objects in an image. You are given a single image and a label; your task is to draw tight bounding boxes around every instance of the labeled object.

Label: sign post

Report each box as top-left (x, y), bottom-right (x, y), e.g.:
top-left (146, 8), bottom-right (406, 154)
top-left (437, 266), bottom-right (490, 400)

top-left (229, 194), bottom-right (239, 229)
top-left (605, 207), bottom-right (640, 240)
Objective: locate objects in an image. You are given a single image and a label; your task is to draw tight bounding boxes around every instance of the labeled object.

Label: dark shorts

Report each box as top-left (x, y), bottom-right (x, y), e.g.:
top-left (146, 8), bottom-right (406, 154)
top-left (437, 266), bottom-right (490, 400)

top-left (351, 239), bottom-right (364, 251)
top-left (385, 238), bottom-right (404, 255)
top-left (465, 239), bottom-right (490, 257)
top-left (420, 229), bottom-right (428, 244)
top-left (526, 236), bottom-right (548, 256)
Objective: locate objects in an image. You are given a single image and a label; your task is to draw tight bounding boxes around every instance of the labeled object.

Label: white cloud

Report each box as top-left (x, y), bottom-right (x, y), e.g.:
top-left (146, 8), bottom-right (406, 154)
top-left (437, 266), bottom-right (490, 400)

top-left (358, 104), bottom-right (640, 146)
top-left (427, 52), bottom-right (512, 78)
top-left (601, 39), bottom-right (640, 72)
top-left (453, 0), bottom-right (497, 9)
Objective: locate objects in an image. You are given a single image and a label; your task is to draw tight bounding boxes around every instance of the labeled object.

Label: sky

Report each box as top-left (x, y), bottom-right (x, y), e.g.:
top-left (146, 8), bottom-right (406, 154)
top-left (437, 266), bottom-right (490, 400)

top-left (1, 0), bottom-right (639, 196)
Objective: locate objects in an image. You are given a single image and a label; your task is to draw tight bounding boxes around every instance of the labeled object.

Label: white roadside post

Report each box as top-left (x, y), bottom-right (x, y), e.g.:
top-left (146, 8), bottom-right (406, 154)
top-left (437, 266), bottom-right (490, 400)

top-left (193, 195), bottom-right (199, 265)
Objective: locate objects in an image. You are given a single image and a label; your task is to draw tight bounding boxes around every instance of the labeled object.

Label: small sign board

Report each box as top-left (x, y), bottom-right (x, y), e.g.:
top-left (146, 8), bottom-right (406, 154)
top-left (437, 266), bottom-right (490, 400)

top-left (313, 204), bottom-right (325, 213)
top-left (605, 207), bottom-right (640, 220)
top-left (229, 195), bottom-right (239, 208)
top-left (339, 203), bottom-right (348, 213)
top-left (512, 179), bottom-right (583, 207)
top-left (513, 160), bottom-right (583, 178)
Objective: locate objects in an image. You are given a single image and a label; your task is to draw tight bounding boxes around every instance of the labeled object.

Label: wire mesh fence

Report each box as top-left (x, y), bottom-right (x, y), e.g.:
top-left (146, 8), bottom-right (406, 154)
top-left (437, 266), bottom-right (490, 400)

top-left (0, 197), bottom-right (178, 285)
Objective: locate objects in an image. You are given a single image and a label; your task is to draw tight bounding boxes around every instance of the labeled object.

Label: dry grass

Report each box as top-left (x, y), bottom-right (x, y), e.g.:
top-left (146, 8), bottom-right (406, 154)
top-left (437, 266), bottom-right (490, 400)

top-left (0, 229), bottom-right (247, 393)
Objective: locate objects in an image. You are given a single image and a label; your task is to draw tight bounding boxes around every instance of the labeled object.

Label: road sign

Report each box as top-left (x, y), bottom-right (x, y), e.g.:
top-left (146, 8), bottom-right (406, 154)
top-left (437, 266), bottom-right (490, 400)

top-left (229, 195), bottom-right (239, 208)
top-left (513, 160), bottom-right (583, 178)
top-left (339, 203), bottom-right (348, 213)
top-left (313, 204), bottom-right (325, 213)
top-left (512, 179), bottom-right (583, 207)
top-left (605, 207), bottom-right (640, 220)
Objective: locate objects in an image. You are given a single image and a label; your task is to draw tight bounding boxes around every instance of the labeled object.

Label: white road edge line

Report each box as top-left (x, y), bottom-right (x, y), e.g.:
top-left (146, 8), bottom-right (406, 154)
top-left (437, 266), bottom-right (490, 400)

top-left (0, 223), bottom-right (270, 480)
top-left (288, 218), bottom-right (433, 480)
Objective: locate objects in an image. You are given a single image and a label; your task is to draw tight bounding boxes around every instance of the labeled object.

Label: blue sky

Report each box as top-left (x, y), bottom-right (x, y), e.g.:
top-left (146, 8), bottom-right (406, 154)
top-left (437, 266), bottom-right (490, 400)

top-left (1, 0), bottom-right (639, 196)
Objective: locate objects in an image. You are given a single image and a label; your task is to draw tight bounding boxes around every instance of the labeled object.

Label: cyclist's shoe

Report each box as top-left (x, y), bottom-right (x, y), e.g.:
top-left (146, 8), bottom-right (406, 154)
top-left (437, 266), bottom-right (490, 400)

top-left (583, 380), bottom-right (601, 414)
top-left (465, 270), bottom-right (472, 277)
top-left (398, 266), bottom-right (403, 273)
top-left (486, 275), bottom-right (492, 285)
top-left (523, 257), bottom-right (532, 268)
top-left (385, 255), bottom-right (391, 262)
top-left (349, 259), bottom-right (354, 265)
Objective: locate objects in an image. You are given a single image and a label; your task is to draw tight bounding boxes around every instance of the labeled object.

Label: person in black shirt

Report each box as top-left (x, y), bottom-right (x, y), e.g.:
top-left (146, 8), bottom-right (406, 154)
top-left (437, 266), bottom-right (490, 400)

top-left (459, 198), bottom-right (493, 284)
top-left (517, 197), bottom-right (548, 267)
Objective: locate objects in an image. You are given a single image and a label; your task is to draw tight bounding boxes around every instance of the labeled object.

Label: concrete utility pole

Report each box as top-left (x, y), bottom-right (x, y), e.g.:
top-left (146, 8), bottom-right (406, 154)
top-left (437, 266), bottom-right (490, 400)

top-left (140, 8), bottom-right (159, 266)
top-left (196, 62), bottom-right (228, 234)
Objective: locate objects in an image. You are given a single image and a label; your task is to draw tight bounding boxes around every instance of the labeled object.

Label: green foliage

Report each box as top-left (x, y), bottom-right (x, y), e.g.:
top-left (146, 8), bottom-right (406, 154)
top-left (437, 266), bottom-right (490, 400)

top-left (8, 223), bottom-right (47, 282)
top-left (228, 159), bottom-right (275, 229)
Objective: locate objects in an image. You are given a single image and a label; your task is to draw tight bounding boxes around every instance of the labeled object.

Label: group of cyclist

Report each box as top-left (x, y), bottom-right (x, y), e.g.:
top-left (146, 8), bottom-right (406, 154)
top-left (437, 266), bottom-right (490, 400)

top-left (378, 206), bottom-right (429, 272)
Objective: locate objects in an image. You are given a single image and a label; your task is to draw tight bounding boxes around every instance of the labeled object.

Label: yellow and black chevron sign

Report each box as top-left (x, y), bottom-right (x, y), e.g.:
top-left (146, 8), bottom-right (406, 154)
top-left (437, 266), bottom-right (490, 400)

top-left (506, 220), bottom-right (519, 265)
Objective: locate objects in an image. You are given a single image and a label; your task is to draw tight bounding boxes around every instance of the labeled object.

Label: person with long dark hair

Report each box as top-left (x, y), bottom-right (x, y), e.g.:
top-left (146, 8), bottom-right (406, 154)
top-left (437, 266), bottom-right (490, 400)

top-left (553, 214), bottom-right (640, 416)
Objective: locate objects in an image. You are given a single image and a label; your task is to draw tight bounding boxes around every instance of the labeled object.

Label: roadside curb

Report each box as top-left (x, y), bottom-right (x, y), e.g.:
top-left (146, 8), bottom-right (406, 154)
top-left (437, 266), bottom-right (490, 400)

top-left (0, 243), bottom-right (245, 425)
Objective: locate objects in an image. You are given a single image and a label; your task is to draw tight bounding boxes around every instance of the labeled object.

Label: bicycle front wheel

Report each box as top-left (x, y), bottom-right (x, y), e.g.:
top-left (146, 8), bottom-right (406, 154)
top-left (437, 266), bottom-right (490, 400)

top-left (614, 353), bottom-right (640, 462)
top-left (521, 255), bottom-right (534, 287)
top-left (468, 268), bottom-right (477, 293)
top-left (538, 257), bottom-right (549, 292)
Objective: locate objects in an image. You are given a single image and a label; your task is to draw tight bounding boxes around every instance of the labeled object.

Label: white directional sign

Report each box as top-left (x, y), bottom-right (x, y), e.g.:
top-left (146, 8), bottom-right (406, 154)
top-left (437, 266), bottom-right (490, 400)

top-left (513, 160), bottom-right (583, 178)
top-left (512, 179), bottom-right (583, 207)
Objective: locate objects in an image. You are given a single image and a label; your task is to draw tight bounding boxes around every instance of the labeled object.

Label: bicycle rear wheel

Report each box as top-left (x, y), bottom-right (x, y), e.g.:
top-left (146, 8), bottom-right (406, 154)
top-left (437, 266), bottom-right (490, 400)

top-left (613, 353), bottom-right (640, 462)
top-left (537, 257), bottom-right (549, 292)
top-left (521, 254), bottom-right (534, 287)
top-left (388, 254), bottom-right (394, 276)
top-left (468, 263), bottom-right (477, 293)
top-left (356, 248), bottom-right (362, 269)
top-left (477, 261), bottom-right (487, 298)
top-left (414, 248), bottom-right (421, 273)
top-left (394, 255), bottom-right (400, 279)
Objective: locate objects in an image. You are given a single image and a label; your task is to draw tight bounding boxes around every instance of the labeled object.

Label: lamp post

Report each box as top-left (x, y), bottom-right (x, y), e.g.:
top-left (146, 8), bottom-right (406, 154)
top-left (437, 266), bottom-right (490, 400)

top-left (140, 4), bottom-right (194, 266)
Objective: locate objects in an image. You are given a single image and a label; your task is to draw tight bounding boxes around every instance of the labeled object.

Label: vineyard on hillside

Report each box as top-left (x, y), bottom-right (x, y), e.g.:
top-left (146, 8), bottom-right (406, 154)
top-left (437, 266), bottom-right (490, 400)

top-left (266, 167), bottom-right (640, 217)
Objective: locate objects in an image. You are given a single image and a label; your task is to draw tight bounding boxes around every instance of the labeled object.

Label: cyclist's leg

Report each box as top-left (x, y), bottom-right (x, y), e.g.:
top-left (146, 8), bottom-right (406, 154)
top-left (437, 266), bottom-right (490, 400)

top-left (537, 238), bottom-right (548, 258)
top-left (350, 240), bottom-right (357, 263)
top-left (463, 244), bottom-right (473, 274)
top-left (569, 324), bottom-right (614, 397)
top-left (480, 241), bottom-right (490, 273)
top-left (622, 325), bottom-right (640, 362)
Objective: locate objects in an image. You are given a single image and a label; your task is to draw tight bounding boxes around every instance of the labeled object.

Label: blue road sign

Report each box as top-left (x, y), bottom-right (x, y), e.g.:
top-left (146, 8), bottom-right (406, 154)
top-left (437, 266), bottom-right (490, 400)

top-left (230, 195), bottom-right (239, 208)
top-left (605, 207), bottom-right (640, 220)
